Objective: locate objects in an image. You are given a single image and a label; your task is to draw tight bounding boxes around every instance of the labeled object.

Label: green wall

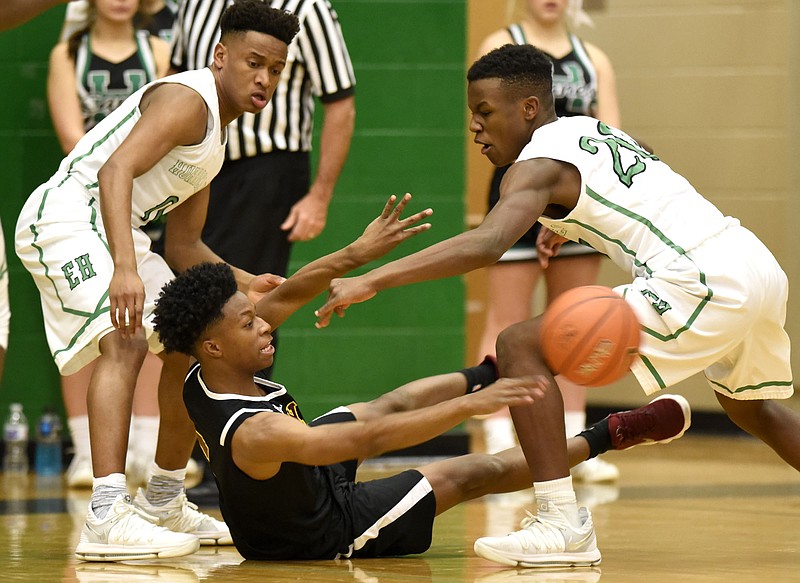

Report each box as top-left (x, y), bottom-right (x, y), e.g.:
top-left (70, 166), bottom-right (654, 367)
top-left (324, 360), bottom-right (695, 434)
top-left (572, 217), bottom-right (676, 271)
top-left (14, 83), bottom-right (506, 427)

top-left (0, 9), bottom-right (66, 420)
top-left (0, 1), bottom-right (467, 422)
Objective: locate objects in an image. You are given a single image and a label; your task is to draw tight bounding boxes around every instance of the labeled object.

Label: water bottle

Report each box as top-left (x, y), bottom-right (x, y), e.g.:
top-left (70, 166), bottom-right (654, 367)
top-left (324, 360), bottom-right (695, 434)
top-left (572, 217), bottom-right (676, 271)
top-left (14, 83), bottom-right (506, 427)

top-left (3, 403), bottom-right (29, 474)
top-left (35, 408), bottom-right (62, 477)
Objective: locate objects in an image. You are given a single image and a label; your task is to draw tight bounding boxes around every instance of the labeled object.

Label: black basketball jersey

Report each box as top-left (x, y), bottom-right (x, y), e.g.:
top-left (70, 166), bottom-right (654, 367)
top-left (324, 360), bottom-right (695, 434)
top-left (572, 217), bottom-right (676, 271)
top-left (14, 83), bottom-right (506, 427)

top-left (507, 24), bottom-right (597, 117)
top-left (138, 0), bottom-right (178, 43)
top-left (75, 30), bottom-right (157, 131)
top-left (183, 363), bottom-right (355, 560)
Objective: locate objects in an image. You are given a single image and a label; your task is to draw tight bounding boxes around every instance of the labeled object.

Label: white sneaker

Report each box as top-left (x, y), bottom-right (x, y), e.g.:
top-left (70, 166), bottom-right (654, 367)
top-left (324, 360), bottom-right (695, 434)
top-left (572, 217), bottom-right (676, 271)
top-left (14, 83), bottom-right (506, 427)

top-left (75, 494), bottom-right (200, 562)
top-left (67, 456), bottom-right (94, 489)
top-left (134, 489), bottom-right (233, 546)
top-left (571, 458), bottom-right (619, 483)
top-left (474, 503), bottom-right (601, 568)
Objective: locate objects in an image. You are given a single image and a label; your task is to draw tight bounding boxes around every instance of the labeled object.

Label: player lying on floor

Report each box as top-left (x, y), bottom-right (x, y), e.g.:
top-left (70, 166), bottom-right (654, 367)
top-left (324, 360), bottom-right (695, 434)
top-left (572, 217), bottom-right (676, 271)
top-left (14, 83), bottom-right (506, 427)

top-left (152, 196), bottom-right (691, 560)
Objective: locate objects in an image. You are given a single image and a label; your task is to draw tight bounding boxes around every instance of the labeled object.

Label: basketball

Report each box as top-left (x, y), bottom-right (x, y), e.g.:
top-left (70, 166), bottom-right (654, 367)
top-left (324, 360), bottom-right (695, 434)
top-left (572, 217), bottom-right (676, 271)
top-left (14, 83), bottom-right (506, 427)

top-left (540, 285), bottom-right (641, 387)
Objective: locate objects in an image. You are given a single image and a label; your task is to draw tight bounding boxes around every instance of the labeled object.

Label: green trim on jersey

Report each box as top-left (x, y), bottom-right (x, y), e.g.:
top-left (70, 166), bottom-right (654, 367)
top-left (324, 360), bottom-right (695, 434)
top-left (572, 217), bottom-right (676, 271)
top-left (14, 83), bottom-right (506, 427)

top-left (52, 301), bottom-right (111, 361)
top-left (562, 216), bottom-right (653, 276)
top-left (566, 185), bottom-right (714, 342)
top-left (29, 181), bottom-right (115, 359)
top-left (708, 378), bottom-right (794, 396)
top-left (67, 107), bottom-right (138, 178)
top-left (29, 191), bottom-right (110, 320)
top-left (583, 186), bottom-right (686, 255)
top-left (87, 197), bottom-right (111, 253)
top-left (639, 354), bottom-right (666, 390)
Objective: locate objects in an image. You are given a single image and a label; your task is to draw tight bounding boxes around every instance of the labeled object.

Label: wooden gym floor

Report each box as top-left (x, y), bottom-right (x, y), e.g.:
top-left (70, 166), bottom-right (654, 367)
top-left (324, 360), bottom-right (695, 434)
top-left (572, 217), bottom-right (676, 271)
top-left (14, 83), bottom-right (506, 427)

top-left (1, 434), bottom-right (799, 583)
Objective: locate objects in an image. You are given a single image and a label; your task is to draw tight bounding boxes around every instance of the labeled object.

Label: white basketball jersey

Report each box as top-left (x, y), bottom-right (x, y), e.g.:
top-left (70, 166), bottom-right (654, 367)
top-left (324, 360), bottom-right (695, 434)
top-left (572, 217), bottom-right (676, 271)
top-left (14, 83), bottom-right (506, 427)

top-left (55, 68), bottom-right (226, 228)
top-left (518, 116), bottom-right (738, 278)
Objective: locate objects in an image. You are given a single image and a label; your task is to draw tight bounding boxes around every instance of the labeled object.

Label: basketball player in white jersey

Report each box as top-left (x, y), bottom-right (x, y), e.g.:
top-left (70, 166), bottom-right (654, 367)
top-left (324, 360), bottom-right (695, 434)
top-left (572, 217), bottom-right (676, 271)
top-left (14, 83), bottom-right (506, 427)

top-left (15, 0), bottom-right (299, 562)
top-left (315, 44), bottom-right (799, 568)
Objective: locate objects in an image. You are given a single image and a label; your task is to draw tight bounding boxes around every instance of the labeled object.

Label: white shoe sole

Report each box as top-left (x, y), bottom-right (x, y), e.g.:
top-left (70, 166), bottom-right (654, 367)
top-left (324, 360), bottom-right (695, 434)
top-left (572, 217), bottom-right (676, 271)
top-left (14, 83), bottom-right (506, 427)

top-left (474, 540), bottom-right (601, 568)
top-left (198, 532), bottom-right (233, 546)
top-left (635, 394), bottom-right (692, 447)
top-left (75, 538), bottom-right (199, 562)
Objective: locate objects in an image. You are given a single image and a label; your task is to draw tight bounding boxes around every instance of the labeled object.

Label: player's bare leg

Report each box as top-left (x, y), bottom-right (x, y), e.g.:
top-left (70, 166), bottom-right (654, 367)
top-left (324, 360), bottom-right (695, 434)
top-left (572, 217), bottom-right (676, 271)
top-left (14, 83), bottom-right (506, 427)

top-left (134, 350), bottom-right (234, 546)
top-left (77, 331), bottom-right (198, 562)
top-left (421, 392), bottom-right (691, 515)
top-left (88, 331), bottom-right (148, 478)
top-left (716, 393), bottom-right (800, 470)
top-left (470, 391), bottom-right (691, 567)
top-left (497, 318), bottom-right (569, 483)
top-left (153, 351), bottom-right (195, 470)
top-left (420, 437), bottom-right (592, 516)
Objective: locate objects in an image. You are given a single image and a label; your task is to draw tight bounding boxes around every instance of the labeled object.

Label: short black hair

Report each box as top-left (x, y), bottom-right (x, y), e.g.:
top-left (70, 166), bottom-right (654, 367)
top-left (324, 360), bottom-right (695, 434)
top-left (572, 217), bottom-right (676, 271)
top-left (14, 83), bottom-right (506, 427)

top-left (467, 44), bottom-right (554, 107)
top-left (154, 263), bottom-right (238, 356)
top-left (219, 0), bottom-right (300, 46)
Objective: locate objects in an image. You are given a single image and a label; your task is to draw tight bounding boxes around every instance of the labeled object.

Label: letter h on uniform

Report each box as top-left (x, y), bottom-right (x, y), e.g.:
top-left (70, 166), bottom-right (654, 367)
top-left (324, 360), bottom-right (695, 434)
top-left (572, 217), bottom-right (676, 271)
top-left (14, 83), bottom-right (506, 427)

top-left (62, 253), bottom-right (97, 290)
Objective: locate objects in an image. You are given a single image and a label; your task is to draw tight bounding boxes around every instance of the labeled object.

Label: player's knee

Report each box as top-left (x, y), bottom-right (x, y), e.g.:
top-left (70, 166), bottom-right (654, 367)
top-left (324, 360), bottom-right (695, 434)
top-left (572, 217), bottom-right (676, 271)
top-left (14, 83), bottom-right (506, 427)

top-left (98, 331), bottom-right (149, 367)
top-left (459, 453), bottom-right (509, 497)
top-left (496, 320), bottom-right (541, 362)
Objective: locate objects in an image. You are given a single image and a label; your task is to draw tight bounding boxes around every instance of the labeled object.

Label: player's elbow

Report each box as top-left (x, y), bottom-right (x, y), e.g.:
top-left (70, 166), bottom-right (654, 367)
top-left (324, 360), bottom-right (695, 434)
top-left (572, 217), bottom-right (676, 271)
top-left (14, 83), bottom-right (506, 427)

top-left (465, 233), bottom-right (508, 265)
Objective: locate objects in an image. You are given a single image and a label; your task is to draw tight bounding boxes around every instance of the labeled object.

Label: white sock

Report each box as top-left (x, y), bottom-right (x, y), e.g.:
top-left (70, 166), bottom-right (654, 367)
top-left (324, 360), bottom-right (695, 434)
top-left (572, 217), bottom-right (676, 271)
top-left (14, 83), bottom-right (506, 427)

top-left (533, 476), bottom-right (580, 526)
top-left (564, 411), bottom-right (587, 439)
top-left (132, 415), bottom-right (159, 464)
top-left (483, 416), bottom-right (517, 454)
top-left (91, 473), bottom-right (127, 519)
top-left (144, 463), bottom-right (187, 506)
top-left (68, 415), bottom-right (91, 459)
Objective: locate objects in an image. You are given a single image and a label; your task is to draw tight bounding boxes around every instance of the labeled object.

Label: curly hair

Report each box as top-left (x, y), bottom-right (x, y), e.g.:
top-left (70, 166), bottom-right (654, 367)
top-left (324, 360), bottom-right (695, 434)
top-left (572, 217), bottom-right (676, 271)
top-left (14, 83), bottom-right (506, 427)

top-left (220, 0), bottom-right (300, 45)
top-left (153, 263), bottom-right (238, 356)
top-left (467, 44), bottom-right (554, 108)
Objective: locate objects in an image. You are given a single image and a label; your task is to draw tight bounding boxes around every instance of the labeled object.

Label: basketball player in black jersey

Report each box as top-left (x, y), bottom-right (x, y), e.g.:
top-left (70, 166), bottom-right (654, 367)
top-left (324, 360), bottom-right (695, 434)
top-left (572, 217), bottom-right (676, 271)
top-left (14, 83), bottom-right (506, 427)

top-left (152, 195), bottom-right (691, 560)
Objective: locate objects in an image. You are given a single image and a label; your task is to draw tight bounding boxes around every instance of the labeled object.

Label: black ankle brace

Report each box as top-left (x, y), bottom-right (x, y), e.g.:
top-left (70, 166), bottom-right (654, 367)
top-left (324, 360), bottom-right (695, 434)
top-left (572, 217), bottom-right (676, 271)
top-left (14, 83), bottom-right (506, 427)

top-left (578, 417), bottom-right (611, 459)
top-left (458, 355), bottom-right (499, 394)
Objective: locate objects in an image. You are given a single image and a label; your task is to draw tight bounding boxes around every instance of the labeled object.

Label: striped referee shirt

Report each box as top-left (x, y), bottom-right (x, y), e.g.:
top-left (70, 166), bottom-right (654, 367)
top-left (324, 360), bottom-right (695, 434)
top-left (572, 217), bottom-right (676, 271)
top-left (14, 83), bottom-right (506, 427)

top-left (170, 0), bottom-right (356, 160)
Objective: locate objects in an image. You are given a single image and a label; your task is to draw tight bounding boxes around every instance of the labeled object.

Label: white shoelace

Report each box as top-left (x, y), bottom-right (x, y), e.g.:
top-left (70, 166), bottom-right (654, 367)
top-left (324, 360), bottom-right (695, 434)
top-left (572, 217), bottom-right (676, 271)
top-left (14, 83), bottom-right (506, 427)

top-left (110, 500), bottom-right (166, 544)
top-left (160, 494), bottom-right (215, 532)
top-left (510, 510), bottom-right (567, 553)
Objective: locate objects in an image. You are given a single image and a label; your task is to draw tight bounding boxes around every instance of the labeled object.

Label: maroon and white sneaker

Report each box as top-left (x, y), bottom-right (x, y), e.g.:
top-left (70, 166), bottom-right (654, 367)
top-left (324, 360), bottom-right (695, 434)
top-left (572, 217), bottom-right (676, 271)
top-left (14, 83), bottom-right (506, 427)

top-left (609, 394), bottom-right (691, 450)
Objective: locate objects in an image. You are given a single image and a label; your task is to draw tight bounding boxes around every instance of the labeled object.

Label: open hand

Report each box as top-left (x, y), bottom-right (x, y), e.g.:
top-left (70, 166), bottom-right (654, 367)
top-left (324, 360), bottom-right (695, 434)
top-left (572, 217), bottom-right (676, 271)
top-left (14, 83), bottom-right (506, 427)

top-left (468, 376), bottom-right (549, 416)
top-left (314, 194), bottom-right (433, 328)
top-left (350, 194), bottom-right (432, 264)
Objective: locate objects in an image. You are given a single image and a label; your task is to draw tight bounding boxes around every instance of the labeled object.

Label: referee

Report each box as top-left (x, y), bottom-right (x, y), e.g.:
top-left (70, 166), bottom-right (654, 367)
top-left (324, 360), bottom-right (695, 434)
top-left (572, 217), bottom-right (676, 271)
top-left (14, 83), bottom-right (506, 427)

top-left (170, 0), bottom-right (356, 308)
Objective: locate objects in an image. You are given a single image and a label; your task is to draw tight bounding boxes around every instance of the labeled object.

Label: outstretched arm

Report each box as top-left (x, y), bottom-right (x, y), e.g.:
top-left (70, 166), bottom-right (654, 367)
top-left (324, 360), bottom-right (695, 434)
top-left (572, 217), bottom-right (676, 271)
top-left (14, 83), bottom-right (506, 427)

top-left (314, 158), bottom-right (572, 328)
top-left (0, 0), bottom-right (67, 32)
top-left (255, 194), bottom-right (432, 330)
top-left (347, 357), bottom-right (499, 423)
top-left (232, 376), bottom-right (547, 479)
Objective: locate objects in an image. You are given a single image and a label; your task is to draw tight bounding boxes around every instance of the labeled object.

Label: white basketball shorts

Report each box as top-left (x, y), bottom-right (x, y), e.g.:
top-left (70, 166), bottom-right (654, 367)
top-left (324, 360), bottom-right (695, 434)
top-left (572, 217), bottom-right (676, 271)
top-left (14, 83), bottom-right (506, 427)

top-left (619, 224), bottom-right (793, 400)
top-left (15, 176), bottom-right (172, 374)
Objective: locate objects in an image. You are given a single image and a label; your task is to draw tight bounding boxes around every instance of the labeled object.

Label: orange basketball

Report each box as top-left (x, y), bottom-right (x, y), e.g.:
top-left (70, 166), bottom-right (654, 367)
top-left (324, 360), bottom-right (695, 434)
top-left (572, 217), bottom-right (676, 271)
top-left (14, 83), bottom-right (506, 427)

top-left (540, 285), bottom-right (641, 387)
